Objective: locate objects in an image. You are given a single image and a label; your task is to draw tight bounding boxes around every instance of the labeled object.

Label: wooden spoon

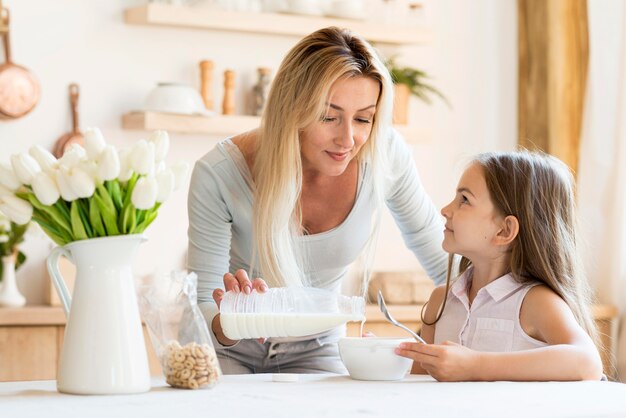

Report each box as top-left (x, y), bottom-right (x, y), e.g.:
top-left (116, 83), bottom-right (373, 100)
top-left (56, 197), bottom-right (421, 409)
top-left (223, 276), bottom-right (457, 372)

top-left (53, 83), bottom-right (84, 158)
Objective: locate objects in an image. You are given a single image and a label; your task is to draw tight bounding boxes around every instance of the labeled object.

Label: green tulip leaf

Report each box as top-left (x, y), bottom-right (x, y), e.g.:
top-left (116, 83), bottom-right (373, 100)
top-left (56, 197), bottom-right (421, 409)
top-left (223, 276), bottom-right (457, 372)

top-left (70, 201), bottom-right (88, 241)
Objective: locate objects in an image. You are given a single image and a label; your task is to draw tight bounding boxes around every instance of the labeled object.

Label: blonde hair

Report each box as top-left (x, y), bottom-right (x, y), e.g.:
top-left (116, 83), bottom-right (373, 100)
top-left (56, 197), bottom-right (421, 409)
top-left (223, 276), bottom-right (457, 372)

top-left (423, 151), bottom-right (599, 347)
top-left (252, 27), bottom-right (394, 288)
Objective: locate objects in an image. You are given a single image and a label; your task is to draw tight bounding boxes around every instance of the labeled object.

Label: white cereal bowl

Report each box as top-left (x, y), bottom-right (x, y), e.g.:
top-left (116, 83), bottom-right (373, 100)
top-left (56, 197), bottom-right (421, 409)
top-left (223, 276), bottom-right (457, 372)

top-left (338, 337), bottom-right (413, 381)
top-left (144, 82), bottom-right (212, 116)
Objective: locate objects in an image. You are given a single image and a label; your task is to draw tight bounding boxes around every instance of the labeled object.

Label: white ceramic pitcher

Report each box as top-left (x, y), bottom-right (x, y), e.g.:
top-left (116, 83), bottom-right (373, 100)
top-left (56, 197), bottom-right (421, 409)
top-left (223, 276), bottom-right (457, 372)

top-left (47, 235), bottom-right (151, 395)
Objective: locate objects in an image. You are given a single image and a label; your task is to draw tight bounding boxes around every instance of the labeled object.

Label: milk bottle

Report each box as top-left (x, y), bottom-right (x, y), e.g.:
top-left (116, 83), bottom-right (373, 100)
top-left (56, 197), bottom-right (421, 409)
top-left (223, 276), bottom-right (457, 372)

top-left (219, 287), bottom-right (365, 339)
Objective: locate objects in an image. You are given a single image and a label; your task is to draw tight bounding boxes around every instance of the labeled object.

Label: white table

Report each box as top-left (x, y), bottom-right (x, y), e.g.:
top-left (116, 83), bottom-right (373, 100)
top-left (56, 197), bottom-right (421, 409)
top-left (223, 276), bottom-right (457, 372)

top-left (2, 374), bottom-right (626, 418)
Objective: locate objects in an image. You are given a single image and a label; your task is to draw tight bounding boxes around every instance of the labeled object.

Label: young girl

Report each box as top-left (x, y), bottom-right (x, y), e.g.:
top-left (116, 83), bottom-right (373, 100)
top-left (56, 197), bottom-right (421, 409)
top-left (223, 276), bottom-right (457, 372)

top-left (395, 151), bottom-right (604, 381)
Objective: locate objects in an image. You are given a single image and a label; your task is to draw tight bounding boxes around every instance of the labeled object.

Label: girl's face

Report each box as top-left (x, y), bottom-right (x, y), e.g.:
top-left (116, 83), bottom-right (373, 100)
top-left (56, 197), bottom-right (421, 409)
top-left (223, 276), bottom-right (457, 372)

top-left (299, 76), bottom-right (380, 177)
top-left (441, 163), bottom-right (504, 259)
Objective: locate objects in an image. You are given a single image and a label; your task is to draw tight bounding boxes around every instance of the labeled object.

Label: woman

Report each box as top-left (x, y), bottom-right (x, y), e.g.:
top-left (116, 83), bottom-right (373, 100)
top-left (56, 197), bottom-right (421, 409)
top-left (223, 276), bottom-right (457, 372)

top-left (187, 27), bottom-right (447, 374)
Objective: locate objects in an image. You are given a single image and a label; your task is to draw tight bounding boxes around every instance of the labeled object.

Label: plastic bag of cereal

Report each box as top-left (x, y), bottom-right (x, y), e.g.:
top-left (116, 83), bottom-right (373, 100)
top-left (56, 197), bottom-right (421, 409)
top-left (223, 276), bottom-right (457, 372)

top-left (140, 271), bottom-right (221, 389)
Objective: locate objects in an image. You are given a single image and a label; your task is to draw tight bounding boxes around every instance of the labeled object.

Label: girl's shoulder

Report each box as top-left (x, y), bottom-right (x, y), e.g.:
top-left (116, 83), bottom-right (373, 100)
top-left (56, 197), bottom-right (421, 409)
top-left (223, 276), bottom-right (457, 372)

top-left (423, 285), bottom-right (448, 324)
top-left (519, 283), bottom-right (573, 341)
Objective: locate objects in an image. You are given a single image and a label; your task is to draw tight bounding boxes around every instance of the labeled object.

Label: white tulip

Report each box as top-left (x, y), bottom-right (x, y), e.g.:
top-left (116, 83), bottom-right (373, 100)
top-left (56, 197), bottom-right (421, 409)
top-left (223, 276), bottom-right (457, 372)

top-left (55, 168), bottom-right (78, 201)
top-left (170, 161), bottom-right (190, 190)
top-left (131, 176), bottom-right (157, 210)
top-left (29, 145), bottom-right (58, 172)
top-left (11, 153), bottom-right (41, 186)
top-left (149, 130), bottom-right (170, 163)
top-left (0, 185), bottom-right (9, 198)
top-left (84, 128), bottom-right (106, 160)
top-left (58, 143), bottom-right (87, 169)
top-left (97, 145), bottom-right (120, 181)
top-left (155, 169), bottom-right (174, 203)
top-left (129, 140), bottom-right (155, 176)
top-left (117, 148), bottom-right (133, 182)
top-left (66, 166), bottom-right (96, 198)
top-left (0, 194), bottom-right (33, 225)
top-left (0, 163), bottom-right (21, 190)
top-left (0, 235), bottom-right (8, 243)
top-left (31, 171), bottom-right (61, 205)
top-left (155, 161), bottom-right (166, 174)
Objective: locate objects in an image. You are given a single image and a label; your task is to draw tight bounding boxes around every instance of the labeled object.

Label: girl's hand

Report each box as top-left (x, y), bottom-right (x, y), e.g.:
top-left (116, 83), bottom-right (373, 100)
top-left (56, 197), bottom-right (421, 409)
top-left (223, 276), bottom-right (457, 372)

top-left (211, 269), bottom-right (269, 346)
top-left (395, 341), bottom-right (482, 382)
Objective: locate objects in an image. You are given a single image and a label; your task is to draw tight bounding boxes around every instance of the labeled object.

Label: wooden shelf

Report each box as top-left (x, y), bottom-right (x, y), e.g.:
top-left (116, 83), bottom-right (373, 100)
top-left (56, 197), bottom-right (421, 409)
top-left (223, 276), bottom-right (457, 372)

top-left (121, 111), bottom-right (430, 144)
top-left (124, 4), bottom-right (431, 45)
top-left (0, 306), bottom-right (65, 326)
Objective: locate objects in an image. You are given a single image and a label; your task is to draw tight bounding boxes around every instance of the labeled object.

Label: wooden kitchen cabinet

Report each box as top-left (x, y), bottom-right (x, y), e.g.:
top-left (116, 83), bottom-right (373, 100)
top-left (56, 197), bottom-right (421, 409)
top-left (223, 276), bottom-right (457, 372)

top-left (0, 307), bottom-right (162, 382)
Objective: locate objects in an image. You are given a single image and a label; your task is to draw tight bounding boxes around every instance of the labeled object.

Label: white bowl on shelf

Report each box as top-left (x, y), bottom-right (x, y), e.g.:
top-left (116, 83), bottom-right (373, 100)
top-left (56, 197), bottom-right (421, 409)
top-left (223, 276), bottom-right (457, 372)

top-left (283, 0), bottom-right (324, 16)
top-left (144, 82), bottom-right (213, 116)
top-left (324, 0), bottom-right (366, 20)
top-left (338, 337), bottom-right (413, 381)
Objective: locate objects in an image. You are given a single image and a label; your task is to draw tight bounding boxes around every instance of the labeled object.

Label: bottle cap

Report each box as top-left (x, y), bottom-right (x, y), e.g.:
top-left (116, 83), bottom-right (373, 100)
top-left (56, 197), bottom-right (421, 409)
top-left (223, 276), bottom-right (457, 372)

top-left (272, 373), bottom-right (299, 383)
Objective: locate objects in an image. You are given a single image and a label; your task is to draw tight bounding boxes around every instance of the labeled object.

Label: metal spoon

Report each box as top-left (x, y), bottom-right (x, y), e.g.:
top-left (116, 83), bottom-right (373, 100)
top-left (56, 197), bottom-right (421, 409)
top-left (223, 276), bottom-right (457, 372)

top-left (378, 290), bottom-right (427, 344)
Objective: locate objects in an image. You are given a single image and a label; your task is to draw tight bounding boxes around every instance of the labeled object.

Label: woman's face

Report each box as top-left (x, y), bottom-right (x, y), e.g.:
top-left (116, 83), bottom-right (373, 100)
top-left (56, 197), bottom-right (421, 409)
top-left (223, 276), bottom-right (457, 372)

top-left (300, 76), bottom-right (380, 177)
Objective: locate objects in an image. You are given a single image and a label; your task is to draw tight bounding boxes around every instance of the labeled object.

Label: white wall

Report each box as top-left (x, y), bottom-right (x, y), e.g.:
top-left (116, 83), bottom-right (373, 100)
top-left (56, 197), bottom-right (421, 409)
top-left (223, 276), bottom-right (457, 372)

top-left (0, 0), bottom-right (517, 303)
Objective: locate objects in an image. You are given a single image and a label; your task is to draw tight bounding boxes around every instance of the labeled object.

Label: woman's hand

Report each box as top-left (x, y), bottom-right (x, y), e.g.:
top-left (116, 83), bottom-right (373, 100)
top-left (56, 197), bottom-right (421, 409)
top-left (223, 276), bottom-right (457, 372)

top-left (211, 269), bottom-right (269, 346)
top-left (395, 341), bottom-right (482, 382)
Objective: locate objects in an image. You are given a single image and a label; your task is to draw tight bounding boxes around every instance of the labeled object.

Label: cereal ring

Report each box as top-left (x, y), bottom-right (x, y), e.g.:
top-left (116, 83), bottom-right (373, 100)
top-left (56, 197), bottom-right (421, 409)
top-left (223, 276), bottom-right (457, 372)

top-left (188, 379), bottom-right (199, 389)
top-left (180, 369), bottom-right (191, 380)
top-left (173, 361), bottom-right (184, 371)
top-left (184, 359), bottom-right (194, 369)
top-left (174, 351), bottom-right (185, 362)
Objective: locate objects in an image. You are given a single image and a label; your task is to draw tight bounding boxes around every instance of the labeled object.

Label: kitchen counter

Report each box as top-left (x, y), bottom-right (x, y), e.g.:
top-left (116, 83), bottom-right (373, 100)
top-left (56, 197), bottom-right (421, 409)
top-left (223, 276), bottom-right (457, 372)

top-left (2, 374), bottom-right (626, 418)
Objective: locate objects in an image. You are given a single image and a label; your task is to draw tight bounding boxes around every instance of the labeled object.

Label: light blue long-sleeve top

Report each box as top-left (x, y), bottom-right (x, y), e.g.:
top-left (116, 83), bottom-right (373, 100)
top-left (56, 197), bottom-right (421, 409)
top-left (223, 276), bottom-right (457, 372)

top-left (187, 129), bottom-right (448, 336)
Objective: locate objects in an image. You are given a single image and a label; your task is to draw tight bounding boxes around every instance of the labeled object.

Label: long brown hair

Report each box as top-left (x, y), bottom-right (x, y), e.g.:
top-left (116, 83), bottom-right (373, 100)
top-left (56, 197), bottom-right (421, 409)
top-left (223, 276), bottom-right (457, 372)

top-left (423, 151), bottom-right (599, 347)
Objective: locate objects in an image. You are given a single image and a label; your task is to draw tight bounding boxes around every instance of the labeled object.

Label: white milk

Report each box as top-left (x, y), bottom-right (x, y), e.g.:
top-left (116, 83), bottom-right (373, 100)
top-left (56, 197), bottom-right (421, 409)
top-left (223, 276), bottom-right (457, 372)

top-left (221, 313), bottom-right (365, 339)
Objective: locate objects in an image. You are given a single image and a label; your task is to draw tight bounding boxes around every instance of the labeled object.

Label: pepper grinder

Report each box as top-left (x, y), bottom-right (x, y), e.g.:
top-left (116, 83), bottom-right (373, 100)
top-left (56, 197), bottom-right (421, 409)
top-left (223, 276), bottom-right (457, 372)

top-left (222, 70), bottom-right (236, 115)
top-left (252, 67), bottom-right (272, 116)
top-left (199, 60), bottom-right (214, 111)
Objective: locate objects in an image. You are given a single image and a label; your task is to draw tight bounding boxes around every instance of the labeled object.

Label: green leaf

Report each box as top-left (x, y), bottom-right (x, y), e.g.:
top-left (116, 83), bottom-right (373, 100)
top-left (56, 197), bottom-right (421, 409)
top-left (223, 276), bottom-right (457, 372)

top-left (89, 199), bottom-right (106, 237)
top-left (127, 208), bottom-right (137, 234)
top-left (109, 181), bottom-right (124, 212)
top-left (94, 193), bottom-right (119, 235)
top-left (16, 251), bottom-right (26, 270)
top-left (22, 193), bottom-right (73, 237)
top-left (134, 208), bottom-right (159, 233)
top-left (76, 199), bottom-right (93, 238)
top-left (121, 204), bottom-right (134, 234)
top-left (31, 214), bottom-right (69, 246)
top-left (54, 200), bottom-right (71, 224)
top-left (95, 184), bottom-right (120, 235)
top-left (122, 173), bottom-right (139, 208)
top-left (70, 201), bottom-right (88, 241)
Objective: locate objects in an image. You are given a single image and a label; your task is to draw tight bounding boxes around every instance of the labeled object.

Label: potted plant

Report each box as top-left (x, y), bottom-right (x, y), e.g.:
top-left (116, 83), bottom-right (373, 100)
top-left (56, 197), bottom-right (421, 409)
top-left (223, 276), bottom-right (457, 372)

top-left (0, 213), bottom-right (28, 307)
top-left (386, 58), bottom-right (449, 124)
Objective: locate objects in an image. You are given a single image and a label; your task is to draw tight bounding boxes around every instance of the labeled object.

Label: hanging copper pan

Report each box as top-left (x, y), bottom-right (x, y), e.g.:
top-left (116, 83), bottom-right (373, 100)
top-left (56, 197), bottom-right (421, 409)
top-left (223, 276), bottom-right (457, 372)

top-left (0, 8), bottom-right (40, 120)
top-left (53, 83), bottom-right (84, 158)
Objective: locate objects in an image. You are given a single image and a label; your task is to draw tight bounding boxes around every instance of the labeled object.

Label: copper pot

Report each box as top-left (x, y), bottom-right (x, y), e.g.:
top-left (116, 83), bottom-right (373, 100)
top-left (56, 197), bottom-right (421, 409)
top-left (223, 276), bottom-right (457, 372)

top-left (0, 8), bottom-right (39, 120)
top-left (53, 83), bottom-right (84, 158)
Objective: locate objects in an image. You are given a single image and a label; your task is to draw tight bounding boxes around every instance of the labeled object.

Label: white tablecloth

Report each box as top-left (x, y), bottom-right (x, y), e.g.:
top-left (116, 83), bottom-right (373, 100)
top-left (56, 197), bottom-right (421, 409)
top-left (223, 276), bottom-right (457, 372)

top-left (2, 374), bottom-right (626, 418)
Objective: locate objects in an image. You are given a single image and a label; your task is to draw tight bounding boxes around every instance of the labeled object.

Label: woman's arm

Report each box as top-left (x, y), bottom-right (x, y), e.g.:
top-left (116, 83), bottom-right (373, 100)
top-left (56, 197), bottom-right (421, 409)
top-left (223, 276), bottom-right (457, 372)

top-left (187, 154), bottom-right (235, 347)
top-left (383, 130), bottom-right (448, 285)
top-left (399, 285), bottom-right (603, 381)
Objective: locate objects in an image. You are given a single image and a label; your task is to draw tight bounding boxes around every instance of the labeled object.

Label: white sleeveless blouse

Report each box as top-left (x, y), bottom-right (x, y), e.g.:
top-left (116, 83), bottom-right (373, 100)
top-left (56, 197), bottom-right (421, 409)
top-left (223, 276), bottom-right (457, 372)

top-left (434, 269), bottom-right (548, 352)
